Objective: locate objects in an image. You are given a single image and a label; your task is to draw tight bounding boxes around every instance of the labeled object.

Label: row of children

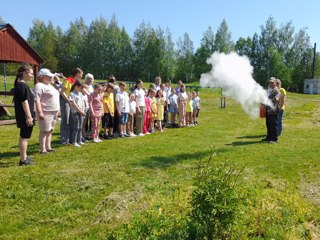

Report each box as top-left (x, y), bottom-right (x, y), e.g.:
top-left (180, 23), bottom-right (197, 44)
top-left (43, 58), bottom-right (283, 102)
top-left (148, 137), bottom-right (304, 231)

top-left (68, 77), bottom-right (201, 146)
top-left (12, 64), bottom-right (201, 165)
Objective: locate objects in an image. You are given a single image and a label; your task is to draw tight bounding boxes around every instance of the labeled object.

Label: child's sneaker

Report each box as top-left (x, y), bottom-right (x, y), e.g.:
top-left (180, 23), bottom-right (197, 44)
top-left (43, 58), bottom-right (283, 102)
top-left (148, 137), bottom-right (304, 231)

top-left (74, 143), bottom-right (81, 147)
top-left (138, 133), bottom-right (145, 137)
top-left (130, 133), bottom-right (137, 137)
top-left (93, 138), bottom-right (100, 143)
top-left (78, 141), bottom-right (85, 145)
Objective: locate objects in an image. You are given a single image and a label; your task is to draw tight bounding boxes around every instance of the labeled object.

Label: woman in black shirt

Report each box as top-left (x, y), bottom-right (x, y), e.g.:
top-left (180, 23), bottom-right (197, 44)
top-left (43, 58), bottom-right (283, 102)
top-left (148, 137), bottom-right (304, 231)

top-left (13, 64), bottom-right (35, 166)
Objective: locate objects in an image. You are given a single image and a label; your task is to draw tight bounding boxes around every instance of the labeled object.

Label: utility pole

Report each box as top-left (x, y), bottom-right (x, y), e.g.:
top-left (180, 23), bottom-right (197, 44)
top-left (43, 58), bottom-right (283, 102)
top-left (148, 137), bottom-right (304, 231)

top-left (312, 43), bottom-right (316, 79)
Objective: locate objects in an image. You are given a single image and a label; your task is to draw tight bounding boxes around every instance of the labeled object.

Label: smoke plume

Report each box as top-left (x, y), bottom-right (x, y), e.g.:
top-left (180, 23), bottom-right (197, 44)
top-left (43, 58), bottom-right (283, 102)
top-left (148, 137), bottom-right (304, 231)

top-left (200, 52), bottom-right (271, 118)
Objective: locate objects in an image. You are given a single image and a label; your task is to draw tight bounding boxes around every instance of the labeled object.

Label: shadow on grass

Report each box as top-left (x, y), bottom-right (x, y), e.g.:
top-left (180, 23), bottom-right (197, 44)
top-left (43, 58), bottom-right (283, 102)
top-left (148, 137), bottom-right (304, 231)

top-left (0, 140), bottom-right (64, 168)
top-left (226, 140), bottom-right (262, 146)
top-left (236, 134), bottom-right (266, 139)
top-left (135, 148), bottom-right (230, 169)
top-left (0, 161), bottom-right (16, 168)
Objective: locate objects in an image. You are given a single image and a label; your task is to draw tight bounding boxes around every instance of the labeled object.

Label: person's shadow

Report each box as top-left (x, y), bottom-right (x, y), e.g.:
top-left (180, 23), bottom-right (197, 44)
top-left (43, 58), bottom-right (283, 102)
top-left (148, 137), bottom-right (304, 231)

top-left (0, 140), bottom-right (63, 168)
top-left (226, 134), bottom-right (265, 146)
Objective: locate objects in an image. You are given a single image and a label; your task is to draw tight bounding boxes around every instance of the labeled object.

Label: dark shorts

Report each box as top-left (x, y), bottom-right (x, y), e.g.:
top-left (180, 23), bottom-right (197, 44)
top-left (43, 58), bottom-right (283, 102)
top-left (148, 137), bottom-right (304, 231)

top-left (119, 112), bottom-right (128, 124)
top-left (102, 113), bottom-right (114, 128)
top-left (20, 125), bottom-right (34, 139)
top-left (196, 109), bottom-right (200, 117)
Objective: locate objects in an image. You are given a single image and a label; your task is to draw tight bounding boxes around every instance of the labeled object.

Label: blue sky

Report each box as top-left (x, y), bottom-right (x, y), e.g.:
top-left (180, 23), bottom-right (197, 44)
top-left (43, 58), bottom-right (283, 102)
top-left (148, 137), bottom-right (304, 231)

top-left (1, 0), bottom-right (319, 48)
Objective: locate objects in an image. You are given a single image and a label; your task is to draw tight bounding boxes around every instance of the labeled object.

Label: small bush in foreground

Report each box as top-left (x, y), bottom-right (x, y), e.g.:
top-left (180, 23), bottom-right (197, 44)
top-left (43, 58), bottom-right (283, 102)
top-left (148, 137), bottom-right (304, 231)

top-left (188, 151), bottom-right (244, 240)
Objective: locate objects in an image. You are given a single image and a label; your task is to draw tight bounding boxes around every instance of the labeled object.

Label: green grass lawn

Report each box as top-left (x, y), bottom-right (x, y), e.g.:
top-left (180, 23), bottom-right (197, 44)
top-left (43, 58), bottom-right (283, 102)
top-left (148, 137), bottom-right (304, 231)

top-left (0, 77), bottom-right (320, 239)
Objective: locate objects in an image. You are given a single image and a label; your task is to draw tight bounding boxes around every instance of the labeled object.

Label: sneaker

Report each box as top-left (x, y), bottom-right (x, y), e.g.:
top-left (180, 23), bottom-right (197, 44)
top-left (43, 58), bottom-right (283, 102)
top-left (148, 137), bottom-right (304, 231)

top-left (81, 138), bottom-right (87, 143)
top-left (124, 133), bottom-right (131, 137)
top-left (268, 140), bottom-right (278, 144)
top-left (93, 138), bottom-right (100, 143)
top-left (130, 133), bottom-right (137, 137)
top-left (19, 159), bottom-right (33, 166)
top-left (138, 133), bottom-right (145, 137)
top-left (74, 143), bottom-right (81, 147)
top-left (40, 151), bottom-right (48, 154)
top-left (47, 149), bottom-right (56, 152)
top-left (78, 141), bottom-right (85, 145)
top-left (144, 132), bottom-right (151, 135)
top-left (26, 156), bottom-right (34, 163)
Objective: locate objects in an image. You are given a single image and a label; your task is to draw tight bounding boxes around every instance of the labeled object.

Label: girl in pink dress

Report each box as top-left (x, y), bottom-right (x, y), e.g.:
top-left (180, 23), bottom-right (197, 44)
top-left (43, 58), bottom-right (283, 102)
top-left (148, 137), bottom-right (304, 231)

top-left (89, 84), bottom-right (103, 142)
top-left (143, 88), bottom-right (151, 134)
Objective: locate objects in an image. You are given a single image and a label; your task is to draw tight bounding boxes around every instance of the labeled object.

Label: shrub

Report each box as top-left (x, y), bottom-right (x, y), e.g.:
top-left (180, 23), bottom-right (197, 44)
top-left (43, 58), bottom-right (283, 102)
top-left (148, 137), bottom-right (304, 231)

top-left (188, 150), bottom-right (244, 240)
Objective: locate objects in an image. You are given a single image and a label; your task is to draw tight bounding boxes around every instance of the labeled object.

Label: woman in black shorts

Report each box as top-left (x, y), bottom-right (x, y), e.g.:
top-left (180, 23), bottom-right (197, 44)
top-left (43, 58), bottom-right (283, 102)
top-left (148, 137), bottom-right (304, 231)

top-left (13, 64), bottom-right (35, 166)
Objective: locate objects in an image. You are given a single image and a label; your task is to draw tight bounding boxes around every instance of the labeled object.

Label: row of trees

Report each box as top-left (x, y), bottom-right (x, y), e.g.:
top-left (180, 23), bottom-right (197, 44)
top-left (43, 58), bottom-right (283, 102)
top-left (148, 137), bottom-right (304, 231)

top-left (1, 16), bottom-right (319, 92)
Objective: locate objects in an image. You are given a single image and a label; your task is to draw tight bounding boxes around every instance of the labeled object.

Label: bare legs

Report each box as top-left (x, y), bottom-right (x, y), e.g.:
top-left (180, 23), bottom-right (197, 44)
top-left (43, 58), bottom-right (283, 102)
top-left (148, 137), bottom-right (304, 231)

top-left (39, 130), bottom-right (53, 153)
top-left (19, 137), bottom-right (29, 161)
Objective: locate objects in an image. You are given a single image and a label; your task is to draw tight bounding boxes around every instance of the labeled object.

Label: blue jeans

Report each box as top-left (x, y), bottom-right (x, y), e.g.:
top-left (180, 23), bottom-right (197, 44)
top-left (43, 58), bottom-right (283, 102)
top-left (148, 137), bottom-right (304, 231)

top-left (71, 112), bottom-right (84, 144)
top-left (60, 97), bottom-right (73, 144)
top-left (277, 110), bottom-right (284, 136)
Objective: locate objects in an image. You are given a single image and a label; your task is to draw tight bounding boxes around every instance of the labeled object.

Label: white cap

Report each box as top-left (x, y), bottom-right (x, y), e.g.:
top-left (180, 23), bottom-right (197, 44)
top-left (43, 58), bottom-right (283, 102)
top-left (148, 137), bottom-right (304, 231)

top-left (38, 68), bottom-right (55, 77)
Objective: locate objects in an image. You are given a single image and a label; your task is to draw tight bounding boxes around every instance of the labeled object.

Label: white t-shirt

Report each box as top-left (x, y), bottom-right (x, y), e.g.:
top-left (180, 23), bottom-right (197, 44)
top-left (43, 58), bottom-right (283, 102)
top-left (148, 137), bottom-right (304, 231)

top-left (162, 90), bottom-right (167, 103)
top-left (165, 86), bottom-right (171, 103)
top-left (154, 84), bottom-right (161, 92)
top-left (69, 91), bottom-right (84, 114)
top-left (34, 82), bottom-right (60, 112)
top-left (178, 92), bottom-right (188, 101)
top-left (83, 93), bottom-right (89, 112)
top-left (129, 100), bottom-right (137, 114)
top-left (88, 84), bottom-right (94, 94)
top-left (134, 88), bottom-right (146, 107)
top-left (116, 91), bottom-right (129, 113)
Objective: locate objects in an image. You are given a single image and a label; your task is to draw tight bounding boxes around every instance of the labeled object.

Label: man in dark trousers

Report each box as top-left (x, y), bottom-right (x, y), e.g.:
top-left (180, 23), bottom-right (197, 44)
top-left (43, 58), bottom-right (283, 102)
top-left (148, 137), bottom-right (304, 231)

top-left (264, 77), bottom-right (280, 143)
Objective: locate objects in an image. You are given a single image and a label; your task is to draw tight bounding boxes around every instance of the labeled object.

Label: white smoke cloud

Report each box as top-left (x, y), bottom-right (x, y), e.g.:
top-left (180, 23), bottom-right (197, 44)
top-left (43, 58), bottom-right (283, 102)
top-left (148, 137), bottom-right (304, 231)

top-left (200, 52), bottom-right (271, 118)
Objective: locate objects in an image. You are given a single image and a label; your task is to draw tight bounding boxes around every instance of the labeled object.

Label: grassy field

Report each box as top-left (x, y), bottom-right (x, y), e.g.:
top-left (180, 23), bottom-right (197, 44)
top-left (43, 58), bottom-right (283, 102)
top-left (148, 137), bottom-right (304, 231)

top-left (0, 76), bottom-right (320, 239)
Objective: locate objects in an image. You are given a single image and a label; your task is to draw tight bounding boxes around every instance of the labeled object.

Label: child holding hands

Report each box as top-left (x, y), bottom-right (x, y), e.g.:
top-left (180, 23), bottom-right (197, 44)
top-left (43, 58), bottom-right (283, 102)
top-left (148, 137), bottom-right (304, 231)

top-left (69, 81), bottom-right (86, 147)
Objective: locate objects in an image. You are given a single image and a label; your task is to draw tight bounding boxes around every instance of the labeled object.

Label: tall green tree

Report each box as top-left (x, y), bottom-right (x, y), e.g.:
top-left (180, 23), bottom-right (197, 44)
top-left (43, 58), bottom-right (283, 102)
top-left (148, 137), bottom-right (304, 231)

top-left (194, 26), bottom-right (215, 79)
top-left (214, 19), bottom-right (234, 53)
top-left (28, 20), bottom-right (58, 71)
top-left (118, 27), bottom-right (134, 81)
top-left (290, 28), bottom-right (312, 92)
top-left (235, 37), bottom-right (252, 57)
top-left (59, 17), bottom-right (88, 75)
top-left (162, 28), bottom-right (176, 81)
top-left (176, 32), bottom-right (194, 82)
top-left (82, 17), bottom-right (107, 78)
top-left (132, 22), bottom-right (167, 81)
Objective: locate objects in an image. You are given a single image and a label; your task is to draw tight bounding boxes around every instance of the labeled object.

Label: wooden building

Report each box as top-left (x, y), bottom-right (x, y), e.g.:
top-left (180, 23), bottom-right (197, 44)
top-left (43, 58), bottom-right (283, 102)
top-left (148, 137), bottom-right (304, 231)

top-left (0, 23), bottom-right (44, 82)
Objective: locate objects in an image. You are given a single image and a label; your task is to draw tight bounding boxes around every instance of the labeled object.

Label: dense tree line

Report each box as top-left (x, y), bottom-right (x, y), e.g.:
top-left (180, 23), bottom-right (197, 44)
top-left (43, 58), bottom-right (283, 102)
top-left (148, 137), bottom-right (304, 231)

top-left (1, 15), bottom-right (319, 92)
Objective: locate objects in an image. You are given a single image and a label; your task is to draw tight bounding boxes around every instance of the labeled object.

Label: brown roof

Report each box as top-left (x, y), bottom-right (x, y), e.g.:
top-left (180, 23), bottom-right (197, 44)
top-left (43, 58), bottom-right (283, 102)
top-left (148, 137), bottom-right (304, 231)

top-left (0, 23), bottom-right (44, 65)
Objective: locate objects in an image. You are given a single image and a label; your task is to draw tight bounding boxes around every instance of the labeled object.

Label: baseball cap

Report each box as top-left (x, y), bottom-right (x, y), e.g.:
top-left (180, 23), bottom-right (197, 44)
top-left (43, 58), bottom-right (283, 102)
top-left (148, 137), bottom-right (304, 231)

top-left (268, 77), bottom-right (276, 83)
top-left (38, 68), bottom-right (55, 77)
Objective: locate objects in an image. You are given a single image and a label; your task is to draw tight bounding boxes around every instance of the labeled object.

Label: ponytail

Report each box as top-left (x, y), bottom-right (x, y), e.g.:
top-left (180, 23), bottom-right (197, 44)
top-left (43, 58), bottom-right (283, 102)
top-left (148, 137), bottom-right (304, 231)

top-left (14, 63), bottom-right (32, 87)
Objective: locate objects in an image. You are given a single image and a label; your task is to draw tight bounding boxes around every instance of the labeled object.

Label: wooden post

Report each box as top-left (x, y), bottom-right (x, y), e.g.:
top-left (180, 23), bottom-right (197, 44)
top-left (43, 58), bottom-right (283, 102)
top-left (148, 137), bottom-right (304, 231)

top-left (3, 63), bottom-right (6, 96)
top-left (34, 65), bottom-right (39, 85)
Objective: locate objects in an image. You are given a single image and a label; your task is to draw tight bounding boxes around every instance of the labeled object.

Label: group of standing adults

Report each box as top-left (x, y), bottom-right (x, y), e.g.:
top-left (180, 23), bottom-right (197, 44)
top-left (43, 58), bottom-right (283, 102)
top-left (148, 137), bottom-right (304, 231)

top-left (263, 77), bottom-right (286, 143)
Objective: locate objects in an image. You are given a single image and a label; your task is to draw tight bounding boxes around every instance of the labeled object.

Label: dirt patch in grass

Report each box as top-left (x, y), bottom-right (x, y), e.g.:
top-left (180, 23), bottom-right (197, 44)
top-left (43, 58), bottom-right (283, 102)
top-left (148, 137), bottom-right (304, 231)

top-left (301, 181), bottom-right (320, 204)
top-left (93, 185), bottom-right (148, 227)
